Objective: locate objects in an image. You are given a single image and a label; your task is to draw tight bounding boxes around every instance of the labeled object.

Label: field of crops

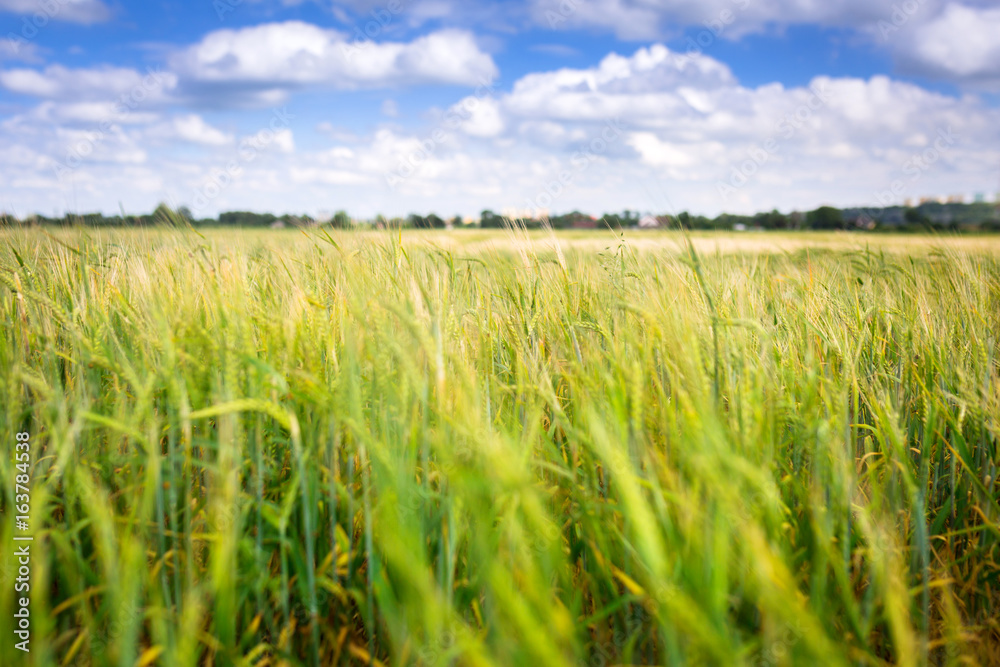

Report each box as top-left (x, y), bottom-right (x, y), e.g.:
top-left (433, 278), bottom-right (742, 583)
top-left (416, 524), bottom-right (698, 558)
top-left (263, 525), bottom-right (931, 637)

top-left (1, 227), bottom-right (998, 666)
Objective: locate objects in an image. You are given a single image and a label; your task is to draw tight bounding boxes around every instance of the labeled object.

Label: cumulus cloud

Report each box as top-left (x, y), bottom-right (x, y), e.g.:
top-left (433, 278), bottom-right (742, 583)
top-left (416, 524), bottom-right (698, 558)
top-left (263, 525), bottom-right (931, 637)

top-left (501, 45), bottom-right (738, 124)
top-left (2, 37), bottom-right (999, 220)
top-left (891, 3), bottom-right (1000, 88)
top-left (170, 21), bottom-right (498, 90)
top-left (277, 43), bottom-right (1000, 215)
top-left (528, 0), bottom-right (1000, 91)
top-left (449, 96), bottom-right (505, 137)
top-left (481, 45), bottom-right (1000, 193)
top-left (0, 21), bottom-right (499, 112)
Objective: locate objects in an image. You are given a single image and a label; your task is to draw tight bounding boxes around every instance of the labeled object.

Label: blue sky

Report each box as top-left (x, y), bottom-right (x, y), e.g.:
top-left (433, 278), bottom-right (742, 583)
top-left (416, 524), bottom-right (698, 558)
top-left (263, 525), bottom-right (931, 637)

top-left (2, 0), bottom-right (999, 220)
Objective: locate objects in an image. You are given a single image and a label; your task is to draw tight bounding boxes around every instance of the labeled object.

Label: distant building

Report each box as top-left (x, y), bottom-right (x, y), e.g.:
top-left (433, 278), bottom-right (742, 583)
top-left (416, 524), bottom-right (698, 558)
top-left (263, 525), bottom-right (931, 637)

top-left (947, 194), bottom-right (965, 204)
top-left (733, 223), bottom-right (747, 232)
top-left (638, 215), bottom-right (661, 228)
top-left (974, 193), bottom-right (985, 203)
top-left (903, 198), bottom-right (914, 208)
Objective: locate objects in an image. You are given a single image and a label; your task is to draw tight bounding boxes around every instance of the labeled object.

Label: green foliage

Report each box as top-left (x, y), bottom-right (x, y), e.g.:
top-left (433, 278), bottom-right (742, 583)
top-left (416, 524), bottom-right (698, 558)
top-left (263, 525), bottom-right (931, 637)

top-left (406, 213), bottom-right (446, 229)
top-left (807, 205), bottom-right (844, 229)
top-left (676, 210), bottom-right (715, 229)
top-left (218, 211), bottom-right (278, 226)
top-left (905, 207), bottom-right (928, 225)
top-left (0, 229), bottom-right (998, 666)
top-left (754, 208), bottom-right (791, 229)
top-left (480, 209), bottom-right (502, 228)
top-left (331, 210), bottom-right (352, 229)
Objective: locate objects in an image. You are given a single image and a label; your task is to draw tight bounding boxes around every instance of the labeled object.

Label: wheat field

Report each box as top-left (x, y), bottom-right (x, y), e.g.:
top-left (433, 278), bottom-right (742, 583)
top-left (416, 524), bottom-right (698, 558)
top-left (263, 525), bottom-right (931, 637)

top-left (1, 226), bottom-right (998, 666)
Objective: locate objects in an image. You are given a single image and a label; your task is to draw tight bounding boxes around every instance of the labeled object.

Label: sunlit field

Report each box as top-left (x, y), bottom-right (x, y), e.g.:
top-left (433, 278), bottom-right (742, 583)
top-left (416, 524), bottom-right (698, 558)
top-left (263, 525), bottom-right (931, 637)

top-left (1, 227), bottom-right (998, 666)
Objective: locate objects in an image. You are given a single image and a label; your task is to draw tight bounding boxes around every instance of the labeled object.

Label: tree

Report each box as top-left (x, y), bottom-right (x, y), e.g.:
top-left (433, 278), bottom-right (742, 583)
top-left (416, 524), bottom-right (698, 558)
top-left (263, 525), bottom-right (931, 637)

top-left (904, 207), bottom-right (927, 225)
top-left (806, 206), bottom-right (843, 230)
top-left (480, 209), bottom-right (501, 228)
top-left (219, 211), bottom-right (277, 226)
top-left (754, 209), bottom-right (789, 229)
top-left (331, 210), bottom-right (351, 228)
top-left (152, 202), bottom-right (175, 223)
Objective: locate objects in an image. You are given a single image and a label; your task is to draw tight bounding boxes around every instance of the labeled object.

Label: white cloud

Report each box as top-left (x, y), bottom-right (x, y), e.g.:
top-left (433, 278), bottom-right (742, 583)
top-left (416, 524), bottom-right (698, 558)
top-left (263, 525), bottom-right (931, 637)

top-left (0, 65), bottom-right (178, 102)
top-left (170, 21), bottom-right (498, 89)
top-left (529, 0), bottom-right (932, 40)
top-left (528, 0), bottom-right (1000, 91)
top-left (31, 100), bottom-right (159, 124)
top-left (0, 21), bottom-right (497, 112)
top-left (151, 115), bottom-right (234, 146)
top-left (892, 4), bottom-right (1000, 88)
top-left (0, 36), bottom-right (43, 63)
top-left (279, 44), bottom-right (1000, 216)
top-left (628, 132), bottom-right (716, 169)
top-left (2, 40), bottom-right (999, 221)
top-left (0, 0), bottom-right (111, 24)
top-left (501, 45), bottom-right (738, 125)
top-left (450, 96), bottom-right (505, 137)
top-left (241, 127), bottom-right (295, 154)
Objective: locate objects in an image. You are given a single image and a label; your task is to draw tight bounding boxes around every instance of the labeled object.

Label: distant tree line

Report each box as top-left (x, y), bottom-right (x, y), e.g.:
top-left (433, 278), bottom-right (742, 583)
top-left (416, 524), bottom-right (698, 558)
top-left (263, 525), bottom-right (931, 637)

top-left (671, 202), bottom-right (999, 231)
top-left (3, 201), bottom-right (998, 232)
